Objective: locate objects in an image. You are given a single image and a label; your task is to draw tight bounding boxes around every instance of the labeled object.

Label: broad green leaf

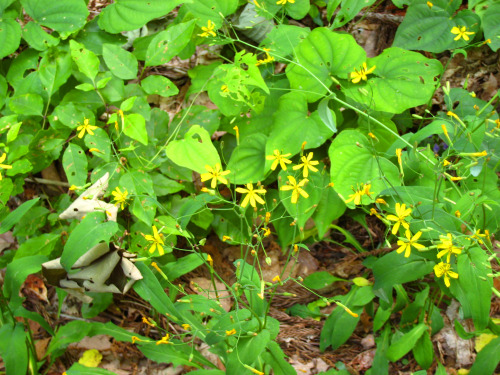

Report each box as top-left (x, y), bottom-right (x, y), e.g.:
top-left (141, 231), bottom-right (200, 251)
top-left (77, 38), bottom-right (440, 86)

top-left (262, 25), bottom-right (310, 62)
top-left (386, 324), bottom-right (427, 361)
top-left (70, 40), bottom-right (100, 83)
top-left (119, 171), bottom-right (154, 196)
top-left (469, 336), bottom-right (500, 375)
top-left (328, 130), bottom-right (400, 208)
top-left (185, 0), bottom-right (238, 27)
top-left (102, 44), bottom-right (138, 80)
top-left (265, 92), bottom-right (333, 162)
top-left (169, 106), bottom-right (220, 138)
top-left (145, 21), bottom-right (195, 67)
top-left (413, 331), bottom-right (434, 370)
top-left (226, 330), bottom-right (270, 374)
top-left (450, 247), bottom-right (492, 330)
top-left (0, 197), bottom-right (40, 234)
top-left (140, 342), bottom-right (203, 369)
top-left (60, 212), bottom-right (118, 270)
top-left (227, 133), bottom-right (267, 184)
top-left (81, 293), bottom-right (113, 318)
top-left (312, 177), bottom-right (346, 237)
top-left (317, 96), bottom-right (337, 133)
top-left (14, 233), bottom-right (59, 259)
top-left (123, 113), bottom-right (148, 145)
top-left (482, 3), bottom-right (500, 52)
top-left (0, 178), bottom-right (13, 209)
top-left (261, 341), bottom-right (296, 375)
top-left (165, 125), bottom-right (221, 174)
top-left (62, 143), bottom-right (88, 187)
top-left (186, 62), bottom-right (223, 97)
top-left (47, 321), bottom-right (92, 357)
top-left (98, 0), bottom-right (186, 34)
top-left (67, 363), bottom-right (117, 375)
top-left (0, 75), bottom-right (6, 110)
top-left (370, 251), bottom-right (434, 304)
top-left (0, 323), bottom-right (28, 375)
top-left (75, 19), bottom-right (127, 56)
top-left (278, 167), bottom-right (323, 230)
top-left (53, 103), bottom-right (92, 129)
top-left (331, 0), bottom-right (377, 28)
top-left (303, 271), bottom-right (346, 290)
top-left (343, 47), bottom-right (443, 113)
top-left (0, 18), bottom-right (21, 59)
top-left (393, 2), bottom-right (480, 53)
top-left (286, 28), bottom-right (366, 102)
top-left (131, 196), bottom-right (156, 226)
top-left (39, 47), bottom-right (72, 96)
top-left (233, 3), bottom-right (274, 44)
top-left (84, 128), bottom-right (111, 162)
top-left (9, 93), bottom-right (44, 116)
top-left (21, 0), bottom-right (88, 33)
top-left (22, 21), bottom-right (59, 51)
top-left (0, 0), bottom-right (16, 14)
top-left (3, 255), bottom-right (48, 300)
top-left (141, 75), bottom-right (179, 97)
top-left (151, 173), bottom-right (184, 196)
top-left (6, 121), bottom-right (22, 143)
top-left (281, 0), bottom-right (310, 20)
top-left (161, 253), bottom-right (205, 280)
top-left (134, 262), bottom-right (179, 319)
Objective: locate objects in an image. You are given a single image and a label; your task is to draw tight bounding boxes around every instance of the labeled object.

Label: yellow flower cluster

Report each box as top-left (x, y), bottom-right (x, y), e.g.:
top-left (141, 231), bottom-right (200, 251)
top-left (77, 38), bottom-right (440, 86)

top-left (345, 183), bottom-right (374, 205)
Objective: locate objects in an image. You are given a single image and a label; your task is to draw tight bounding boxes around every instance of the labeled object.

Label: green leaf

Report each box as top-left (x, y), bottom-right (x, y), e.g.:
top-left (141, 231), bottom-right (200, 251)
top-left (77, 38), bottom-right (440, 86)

top-left (317, 95), bottom-right (337, 133)
top-left (67, 363), bottom-right (117, 375)
top-left (0, 178), bottom-right (13, 209)
top-left (330, 0), bottom-right (377, 27)
top-left (312, 175), bottom-right (346, 237)
top-left (343, 47), bottom-right (443, 113)
top-left (140, 342), bottom-right (203, 369)
top-left (21, 0), bottom-right (88, 33)
top-left (0, 18), bottom-right (21, 59)
top-left (469, 336), bottom-right (500, 375)
top-left (102, 44), bottom-right (138, 80)
top-left (393, 2), bottom-right (480, 53)
top-left (81, 293), bottom-right (113, 319)
top-left (145, 21), bottom-right (195, 67)
top-left (3, 255), bottom-right (48, 300)
top-left (262, 25), bottom-right (310, 62)
top-left (227, 133), bottom-right (267, 184)
top-left (386, 324), bottom-right (427, 361)
top-left (9, 93), bottom-right (44, 116)
top-left (14, 233), bottom-right (59, 259)
top-left (141, 75), bottom-right (179, 97)
top-left (413, 331), bottom-right (433, 369)
top-left (151, 173), bottom-right (184, 196)
top-left (60, 212), bottom-right (119, 270)
top-left (62, 143), bottom-right (88, 187)
top-left (0, 323), bottom-right (28, 375)
top-left (47, 321), bottom-right (92, 357)
top-left (133, 262), bottom-right (179, 320)
top-left (98, 0), bottom-right (186, 34)
top-left (450, 247), bottom-right (493, 330)
top-left (226, 330), bottom-right (270, 374)
top-left (131, 196), bottom-right (156, 226)
top-left (185, 0), bottom-right (238, 27)
top-left (39, 47), bottom-right (72, 96)
top-left (278, 167), bottom-right (323, 229)
top-left (286, 28), bottom-right (365, 102)
top-left (303, 271), bottom-right (346, 290)
top-left (0, 198), bottom-right (40, 234)
top-left (328, 130), bottom-right (400, 208)
top-left (22, 21), bottom-right (59, 51)
top-left (75, 18), bottom-right (127, 55)
top-left (281, 0), bottom-right (310, 20)
top-left (261, 341), bottom-right (296, 375)
top-left (482, 3), bottom-right (500, 52)
top-left (123, 113), bottom-right (148, 145)
top-left (266, 92), bottom-right (333, 162)
top-left (119, 170), bottom-right (154, 196)
top-left (165, 125), bottom-right (221, 174)
top-left (84, 128), bottom-right (111, 162)
top-left (70, 40), bottom-right (100, 83)
top-left (370, 251), bottom-right (434, 304)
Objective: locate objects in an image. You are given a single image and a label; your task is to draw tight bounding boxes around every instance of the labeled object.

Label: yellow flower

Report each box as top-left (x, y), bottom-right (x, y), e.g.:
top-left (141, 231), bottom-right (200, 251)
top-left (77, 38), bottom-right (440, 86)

top-left (293, 152), bottom-right (319, 178)
top-left (455, 210), bottom-right (461, 218)
top-left (226, 328), bottom-right (237, 336)
top-left (156, 333), bottom-right (170, 345)
top-left (484, 39), bottom-right (491, 44)
top-left (222, 235), bottom-right (232, 242)
top-left (111, 187), bottom-right (128, 210)
top-left (443, 159), bottom-right (451, 166)
top-left (396, 230), bottom-right (425, 258)
top-left (221, 85), bottom-right (229, 93)
top-left (387, 203), bottom-right (412, 235)
top-left (200, 163), bottom-right (230, 189)
top-left (144, 225), bottom-right (165, 256)
top-left (235, 183), bottom-right (267, 208)
top-left (436, 233), bottom-right (462, 263)
top-left (207, 254), bottom-right (213, 267)
top-left (131, 336), bottom-right (142, 344)
top-left (375, 198), bottom-right (387, 205)
top-left (265, 211), bottom-right (271, 224)
top-left (199, 20), bottom-right (216, 38)
top-left (233, 125), bottom-right (239, 144)
top-left (277, 0), bottom-right (294, 4)
top-left (451, 26), bottom-right (475, 41)
top-left (69, 184), bottom-right (78, 191)
top-left (142, 317), bottom-right (155, 327)
top-left (447, 111), bottom-right (460, 121)
top-left (350, 62), bottom-right (376, 84)
top-left (396, 148), bottom-right (403, 169)
top-left (427, 1), bottom-right (433, 8)
top-left (182, 324), bottom-right (191, 330)
top-left (468, 229), bottom-right (489, 245)
top-left (256, 48), bottom-right (275, 66)
top-left (434, 261), bottom-right (458, 287)
top-left (272, 275), bottom-right (281, 283)
top-left (262, 227), bottom-right (271, 237)
top-left (280, 175), bottom-right (309, 204)
top-left (76, 118), bottom-right (98, 138)
top-left (370, 208), bottom-right (382, 219)
top-left (0, 153), bottom-right (12, 180)
top-left (345, 183), bottom-right (371, 205)
top-left (266, 149), bottom-right (292, 171)
top-left (363, 183), bottom-right (374, 198)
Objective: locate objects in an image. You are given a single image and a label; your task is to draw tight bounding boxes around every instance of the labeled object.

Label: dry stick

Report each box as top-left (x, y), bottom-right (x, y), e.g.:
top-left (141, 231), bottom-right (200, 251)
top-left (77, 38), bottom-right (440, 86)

top-left (24, 177), bottom-right (70, 187)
